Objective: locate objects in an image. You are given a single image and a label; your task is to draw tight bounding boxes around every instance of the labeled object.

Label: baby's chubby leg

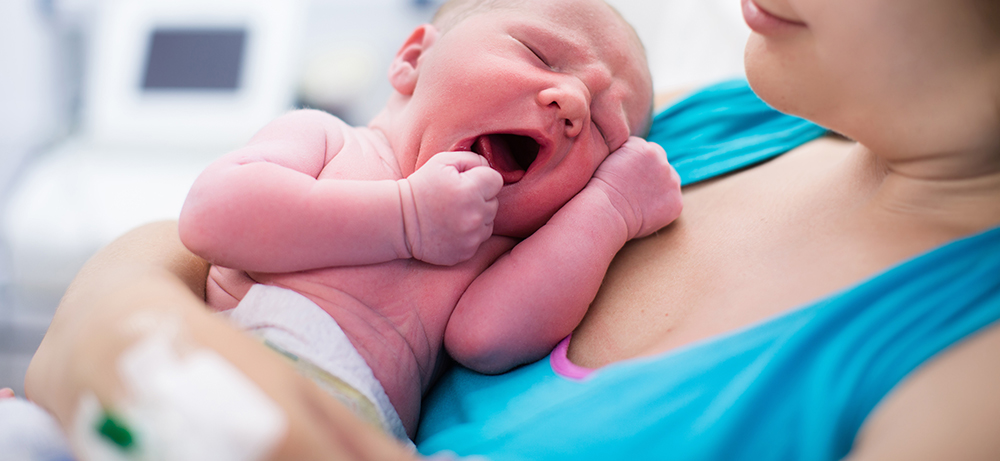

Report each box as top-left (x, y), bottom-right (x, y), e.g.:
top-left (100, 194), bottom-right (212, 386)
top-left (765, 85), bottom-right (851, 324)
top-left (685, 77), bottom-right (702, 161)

top-left (206, 266), bottom-right (258, 311)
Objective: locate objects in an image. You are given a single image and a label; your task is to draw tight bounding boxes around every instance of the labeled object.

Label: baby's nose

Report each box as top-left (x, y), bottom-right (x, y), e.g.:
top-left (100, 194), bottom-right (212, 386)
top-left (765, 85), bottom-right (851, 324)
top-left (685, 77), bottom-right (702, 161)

top-left (537, 81), bottom-right (588, 138)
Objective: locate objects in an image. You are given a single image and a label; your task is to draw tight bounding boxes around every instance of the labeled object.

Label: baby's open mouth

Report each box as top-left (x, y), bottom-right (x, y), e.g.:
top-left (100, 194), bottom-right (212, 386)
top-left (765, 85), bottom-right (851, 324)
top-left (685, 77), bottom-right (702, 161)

top-left (471, 134), bottom-right (540, 184)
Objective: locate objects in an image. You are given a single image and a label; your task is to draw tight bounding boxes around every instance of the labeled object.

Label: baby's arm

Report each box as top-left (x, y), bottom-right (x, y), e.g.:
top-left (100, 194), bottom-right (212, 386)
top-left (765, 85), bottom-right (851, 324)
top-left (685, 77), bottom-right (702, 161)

top-left (445, 138), bottom-right (683, 373)
top-left (179, 110), bottom-right (502, 272)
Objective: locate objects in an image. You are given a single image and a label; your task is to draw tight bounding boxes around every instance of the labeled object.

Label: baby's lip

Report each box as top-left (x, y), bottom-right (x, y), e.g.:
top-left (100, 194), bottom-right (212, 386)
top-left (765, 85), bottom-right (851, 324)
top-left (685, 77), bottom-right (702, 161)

top-left (461, 132), bottom-right (544, 184)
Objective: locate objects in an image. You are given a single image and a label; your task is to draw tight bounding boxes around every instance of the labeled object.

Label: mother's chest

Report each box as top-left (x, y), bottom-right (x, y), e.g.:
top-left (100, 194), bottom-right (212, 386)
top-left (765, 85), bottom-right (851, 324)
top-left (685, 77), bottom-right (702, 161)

top-left (571, 150), bottom-right (882, 367)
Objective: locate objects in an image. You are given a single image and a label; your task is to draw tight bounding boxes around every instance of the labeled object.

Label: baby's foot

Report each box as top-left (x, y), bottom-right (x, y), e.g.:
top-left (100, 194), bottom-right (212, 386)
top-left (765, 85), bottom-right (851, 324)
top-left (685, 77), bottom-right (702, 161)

top-left (0, 388), bottom-right (14, 399)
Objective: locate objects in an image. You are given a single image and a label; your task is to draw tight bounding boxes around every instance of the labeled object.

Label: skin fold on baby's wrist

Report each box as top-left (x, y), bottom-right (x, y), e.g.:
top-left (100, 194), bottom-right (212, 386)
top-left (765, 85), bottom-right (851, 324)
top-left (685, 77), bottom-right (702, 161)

top-left (579, 181), bottom-right (641, 241)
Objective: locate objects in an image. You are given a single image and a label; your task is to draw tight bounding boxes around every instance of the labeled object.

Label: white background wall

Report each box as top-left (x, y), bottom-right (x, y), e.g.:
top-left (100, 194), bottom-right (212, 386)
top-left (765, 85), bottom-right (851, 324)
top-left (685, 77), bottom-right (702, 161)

top-left (0, 1), bottom-right (66, 206)
top-left (0, 0), bottom-right (67, 396)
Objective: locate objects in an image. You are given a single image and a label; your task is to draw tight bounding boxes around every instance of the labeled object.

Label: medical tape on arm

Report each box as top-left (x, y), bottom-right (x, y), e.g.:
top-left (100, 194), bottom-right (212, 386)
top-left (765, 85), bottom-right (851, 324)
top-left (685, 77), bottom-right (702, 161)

top-left (71, 318), bottom-right (287, 461)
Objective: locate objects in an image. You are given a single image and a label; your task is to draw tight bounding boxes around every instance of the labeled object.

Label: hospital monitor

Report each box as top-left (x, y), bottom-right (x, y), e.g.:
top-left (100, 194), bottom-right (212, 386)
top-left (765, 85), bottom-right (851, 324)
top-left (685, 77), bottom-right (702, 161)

top-left (83, 0), bottom-right (304, 149)
top-left (141, 28), bottom-right (247, 91)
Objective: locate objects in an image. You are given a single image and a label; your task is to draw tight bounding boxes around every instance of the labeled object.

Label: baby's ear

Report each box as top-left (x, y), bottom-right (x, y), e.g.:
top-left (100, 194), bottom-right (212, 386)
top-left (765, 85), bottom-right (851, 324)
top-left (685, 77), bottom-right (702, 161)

top-left (389, 24), bottom-right (439, 96)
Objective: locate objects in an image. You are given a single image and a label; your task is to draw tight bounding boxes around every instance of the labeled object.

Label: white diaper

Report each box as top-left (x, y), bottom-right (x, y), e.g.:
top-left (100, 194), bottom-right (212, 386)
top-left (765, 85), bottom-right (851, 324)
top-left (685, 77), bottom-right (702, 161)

top-left (226, 284), bottom-right (410, 443)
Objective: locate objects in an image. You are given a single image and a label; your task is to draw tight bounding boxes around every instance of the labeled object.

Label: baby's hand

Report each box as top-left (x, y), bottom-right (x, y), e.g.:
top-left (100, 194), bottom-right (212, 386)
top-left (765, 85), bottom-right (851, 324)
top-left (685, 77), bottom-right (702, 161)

top-left (398, 151), bottom-right (503, 265)
top-left (590, 137), bottom-right (683, 239)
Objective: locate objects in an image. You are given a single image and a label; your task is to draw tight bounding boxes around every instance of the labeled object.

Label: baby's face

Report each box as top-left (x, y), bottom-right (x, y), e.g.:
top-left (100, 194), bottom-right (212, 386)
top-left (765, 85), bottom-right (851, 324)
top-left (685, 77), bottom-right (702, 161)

top-left (402, 0), bottom-right (652, 237)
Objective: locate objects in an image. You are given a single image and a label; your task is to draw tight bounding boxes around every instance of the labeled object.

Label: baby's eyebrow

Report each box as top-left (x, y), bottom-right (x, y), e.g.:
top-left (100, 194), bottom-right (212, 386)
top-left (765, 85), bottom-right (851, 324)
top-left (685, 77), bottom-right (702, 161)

top-left (514, 24), bottom-right (591, 64)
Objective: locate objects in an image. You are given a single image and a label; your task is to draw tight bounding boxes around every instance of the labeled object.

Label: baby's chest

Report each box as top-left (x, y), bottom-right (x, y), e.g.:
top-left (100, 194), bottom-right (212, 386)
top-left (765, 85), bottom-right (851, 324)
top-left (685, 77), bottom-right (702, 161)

top-left (258, 260), bottom-right (475, 325)
top-left (255, 236), bottom-right (516, 330)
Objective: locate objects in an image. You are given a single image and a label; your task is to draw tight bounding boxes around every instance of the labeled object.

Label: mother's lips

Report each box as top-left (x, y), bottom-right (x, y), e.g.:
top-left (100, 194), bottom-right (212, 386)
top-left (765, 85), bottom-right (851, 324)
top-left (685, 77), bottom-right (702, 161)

top-left (741, 0), bottom-right (806, 35)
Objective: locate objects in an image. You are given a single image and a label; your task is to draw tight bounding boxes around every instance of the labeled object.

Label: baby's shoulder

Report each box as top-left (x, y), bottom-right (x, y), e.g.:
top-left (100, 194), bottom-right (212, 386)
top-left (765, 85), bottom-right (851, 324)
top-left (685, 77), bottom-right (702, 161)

top-left (269, 108), bottom-right (353, 135)
top-left (253, 109), bottom-right (397, 176)
top-left (252, 109), bottom-right (355, 159)
top-left (250, 108), bottom-right (352, 144)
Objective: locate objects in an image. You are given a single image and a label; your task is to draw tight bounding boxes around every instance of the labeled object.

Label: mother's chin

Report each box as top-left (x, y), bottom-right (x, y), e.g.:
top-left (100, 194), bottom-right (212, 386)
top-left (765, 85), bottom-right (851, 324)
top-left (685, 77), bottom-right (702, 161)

top-left (743, 32), bottom-right (845, 136)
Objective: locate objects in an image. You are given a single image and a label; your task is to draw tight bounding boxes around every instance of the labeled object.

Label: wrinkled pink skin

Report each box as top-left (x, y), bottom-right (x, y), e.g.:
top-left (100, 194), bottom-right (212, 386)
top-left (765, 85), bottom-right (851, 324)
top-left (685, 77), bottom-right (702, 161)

top-left (179, 3), bottom-right (682, 437)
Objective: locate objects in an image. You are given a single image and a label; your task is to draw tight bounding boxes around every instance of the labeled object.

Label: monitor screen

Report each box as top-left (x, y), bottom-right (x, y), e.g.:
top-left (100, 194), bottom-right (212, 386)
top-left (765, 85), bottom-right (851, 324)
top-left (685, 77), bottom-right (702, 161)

top-left (141, 28), bottom-right (247, 91)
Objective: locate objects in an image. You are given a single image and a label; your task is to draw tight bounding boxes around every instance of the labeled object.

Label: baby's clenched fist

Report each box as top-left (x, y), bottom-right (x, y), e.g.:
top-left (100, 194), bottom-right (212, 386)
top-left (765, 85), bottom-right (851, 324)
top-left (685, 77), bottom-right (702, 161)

top-left (590, 137), bottom-right (683, 239)
top-left (398, 151), bottom-right (503, 265)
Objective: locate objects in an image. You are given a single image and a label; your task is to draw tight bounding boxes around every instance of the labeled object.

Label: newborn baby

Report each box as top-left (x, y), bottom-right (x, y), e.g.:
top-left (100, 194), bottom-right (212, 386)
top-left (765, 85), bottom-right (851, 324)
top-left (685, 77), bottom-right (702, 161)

top-left (178, 0), bottom-right (682, 440)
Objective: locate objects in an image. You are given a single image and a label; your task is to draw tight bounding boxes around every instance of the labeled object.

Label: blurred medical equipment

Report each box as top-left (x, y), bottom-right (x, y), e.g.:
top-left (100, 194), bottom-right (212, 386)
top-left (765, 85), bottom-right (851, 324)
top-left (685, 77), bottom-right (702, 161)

top-left (85, 0), bottom-right (304, 147)
top-left (2, 0), bottom-right (305, 317)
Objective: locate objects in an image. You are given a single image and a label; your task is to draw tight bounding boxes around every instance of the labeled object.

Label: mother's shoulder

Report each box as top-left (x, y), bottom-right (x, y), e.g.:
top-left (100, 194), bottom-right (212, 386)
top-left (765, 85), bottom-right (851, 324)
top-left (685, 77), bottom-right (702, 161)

top-left (847, 321), bottom-right (1000, 460)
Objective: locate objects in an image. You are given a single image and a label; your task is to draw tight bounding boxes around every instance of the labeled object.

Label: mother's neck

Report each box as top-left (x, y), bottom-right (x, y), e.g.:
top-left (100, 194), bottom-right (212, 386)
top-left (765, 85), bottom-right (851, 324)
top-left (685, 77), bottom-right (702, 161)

top-left (844, 138), bottom-right (1000, 236)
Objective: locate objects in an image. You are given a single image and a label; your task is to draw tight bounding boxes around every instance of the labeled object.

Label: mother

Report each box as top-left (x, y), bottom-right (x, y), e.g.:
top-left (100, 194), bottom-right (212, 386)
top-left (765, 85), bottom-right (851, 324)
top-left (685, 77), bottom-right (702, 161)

top-left (25, 0), bottom-right (1000, 459)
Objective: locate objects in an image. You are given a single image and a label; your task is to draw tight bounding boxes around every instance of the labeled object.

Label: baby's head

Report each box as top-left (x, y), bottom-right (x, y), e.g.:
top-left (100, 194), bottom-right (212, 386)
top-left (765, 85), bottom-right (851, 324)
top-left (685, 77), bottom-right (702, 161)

top-left (374, 0), bottom-right (653, 237)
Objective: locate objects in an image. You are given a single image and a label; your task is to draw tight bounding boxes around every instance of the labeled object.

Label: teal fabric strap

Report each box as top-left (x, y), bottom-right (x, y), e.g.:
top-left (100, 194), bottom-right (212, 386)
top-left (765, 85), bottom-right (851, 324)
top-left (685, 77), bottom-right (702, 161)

top-left (647, 79), bottom-right (828, 186)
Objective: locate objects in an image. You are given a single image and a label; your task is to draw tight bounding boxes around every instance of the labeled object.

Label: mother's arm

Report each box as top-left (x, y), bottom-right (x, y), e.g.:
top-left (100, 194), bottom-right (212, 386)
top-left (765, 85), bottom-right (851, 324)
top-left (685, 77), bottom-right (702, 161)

top-left (24, 221), bottom-right (417, 461)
